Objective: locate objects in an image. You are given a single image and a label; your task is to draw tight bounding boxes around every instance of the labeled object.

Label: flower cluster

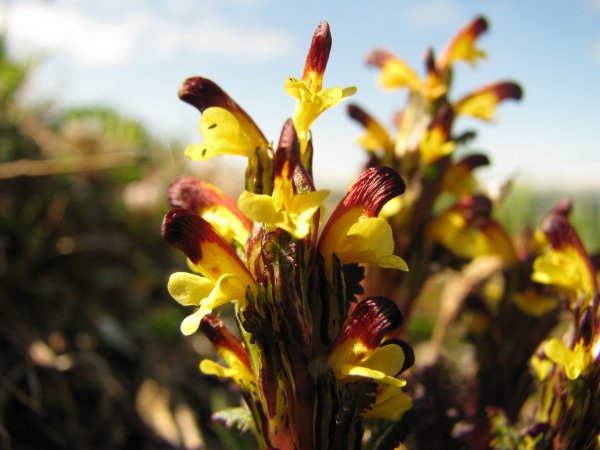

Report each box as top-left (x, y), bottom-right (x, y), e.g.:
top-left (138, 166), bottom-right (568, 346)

top-left (348, 15), bottom-right (599, 449)
top-left (163, 22), bottom-right (414, 450)
top-left (162, 17), bottom-right (600, 448)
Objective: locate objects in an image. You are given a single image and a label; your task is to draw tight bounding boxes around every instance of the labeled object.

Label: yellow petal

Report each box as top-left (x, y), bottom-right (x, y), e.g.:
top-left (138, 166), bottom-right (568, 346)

top-left (343, 218), bottom-right (408, 270)
top-left (364, 385), bottom-right (412, 421)
top-left (544, 338), bottom-right (587, 380)
top-left (167, 272), bottom-right (214, 306)
top-left (379, 58), bottom-right (422, 91)
top-left (238, 191), bottom-right (283, 224)
top-left (340, 364), bottom-right (406, 387)
top-left (199, 359), bottom-right (235, 379)
top-left (361, 344), bottom-right (406, 377)
top-left (181, 308), bottom-right (209, 335)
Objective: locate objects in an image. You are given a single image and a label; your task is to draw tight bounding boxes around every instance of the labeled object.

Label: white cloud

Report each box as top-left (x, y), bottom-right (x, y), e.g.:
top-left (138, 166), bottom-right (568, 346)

top-left (6, 0), bottom-right (292, 69)
top-left (403, 1), bottom-right (459, 27)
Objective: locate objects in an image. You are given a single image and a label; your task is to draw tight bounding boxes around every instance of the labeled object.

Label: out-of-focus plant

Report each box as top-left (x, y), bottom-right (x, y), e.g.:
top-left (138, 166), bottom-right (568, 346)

top-left (0, 33), bottom-right (232, 449)
top-left (163, 22), bottom-right (417, 450)
top-left (349, 15), bottom-right (599, 449)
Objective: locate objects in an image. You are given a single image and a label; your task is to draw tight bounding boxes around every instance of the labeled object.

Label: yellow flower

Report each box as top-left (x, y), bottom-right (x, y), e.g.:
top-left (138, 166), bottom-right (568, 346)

top-left (329, 338), bottom-right (408, 387)
top-left (198, 314), bottom-right (254, 389)
top-left (418, 103), bottom-right (455, 165)
top-left (285, 21), bottom-right (356, 155)
top-left (428, 196), bottom-right (517, 266)
top-left (178, 77), bottom-right (268, 162)
top-left (419, 127), bottom-right (455, 165)
top-left (442, 154), bottom-right (489, 196)
top-left (185, 106), bottom-right (268, 161)
top-left (162, 209), bottom-right (257, 335)
top-left (363, 384), bottom-right (413, 421)
top-left (348, 103), bottom-right (395, 165)
top-left (366, 49), bottom-right (422, 92)
top-left (319, 167), bottom-right (408, 273)
top-left (544, 338), bottom-right (591, 380)
top-left (328, 297), bottom-right (413, 420)
top-left (238, 160), bottom-right (329, 239)
top-left (365, 49), bottom-right (447, 100)
top-left (437, 16), bottom-right (488, 72)
top-left (168, 176), bottom-right (252, 246)
top-left (531, 213), bottom-right (597, 308)
top-left (454, 81), bottom-right (523, 121)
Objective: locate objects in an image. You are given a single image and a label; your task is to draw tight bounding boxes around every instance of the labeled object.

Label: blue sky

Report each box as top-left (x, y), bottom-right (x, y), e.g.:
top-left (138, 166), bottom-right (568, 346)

top-left (3, 0), bottom-right (600, 191)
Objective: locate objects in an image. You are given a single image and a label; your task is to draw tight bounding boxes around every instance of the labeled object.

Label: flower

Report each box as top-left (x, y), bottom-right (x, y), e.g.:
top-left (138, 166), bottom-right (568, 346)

top-left (168, 176), bottom-right (252, 246)
top-left (238, 121), bottom-right (329, 240)
top-left (531, 212), bottom-right (597, 308)
top-left (328, 297), bottom-right (413, 419)
top-left (198, 314), bottom-right (254, 389)
top-left (428, 195), bottom-right (517, 265)
top-left (179, 77), bottom-right (269, 162)
top-left (437, 16), bottom-right (488, 72)
top-left (347, 103), bottom-right (395, 165)
top-left (285, 21), bottom-right (356, 156)
top-left (442, 153), bottom-right (490, 196)
top-left (318, 167), bottom-right (408, 272)
top-left (418, 103), bottom-right (455, 165)
top-left (162, 208), bottom-right (257, 335)
top-left (544, 338), bottom-right (591, 380)
top-left (366, 48), bottom-right (447, 100)
top-left (363, 384), bottom-right (413, 421)
top-left (454, 81), bottom-right (523, 121)
top-left (366, 49), bottom-right (423, 92)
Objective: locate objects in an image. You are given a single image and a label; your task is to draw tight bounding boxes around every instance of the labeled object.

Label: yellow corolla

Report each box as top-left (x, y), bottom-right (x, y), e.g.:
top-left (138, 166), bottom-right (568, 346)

top-left (437, 16), bottom-right (488, 72)
top-left (544, 338), bottom-right (591, 380)
top-left (419, 127), bottom-right (456, 165)
top-left (168, 176), bottom-right (252, 246)
top-left (319, 167), bottom-right (408, 273)
top-left (531, 213), bottom-right (597, 308)
top-left (162, 209), bottom-right (257, 335)
top-left (363, 384), bottom-right (413, 421)
top-left (328, 297), bottom-right (413, 421)
top-left (286, 21), bottom-right (356, 155)
top-left (329, 338), bottom-right (408, 388)
top-left (238, 161), bottom-right (329, 240)
top-left (454, 81), bottom-right (523, 121)
top-left (198, 314), bottom-right (254, 389)
top-left (348, 103), bottom-right (395, 165)
top-left (185, 106), bottom-right (269, 161)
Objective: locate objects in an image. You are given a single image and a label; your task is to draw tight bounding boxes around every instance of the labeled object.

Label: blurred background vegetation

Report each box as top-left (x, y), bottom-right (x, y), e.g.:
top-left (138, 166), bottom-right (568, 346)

top-left (1, 30), bottom-right (598, 449)
top-left (0, 36), bottom-right (256, 449)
